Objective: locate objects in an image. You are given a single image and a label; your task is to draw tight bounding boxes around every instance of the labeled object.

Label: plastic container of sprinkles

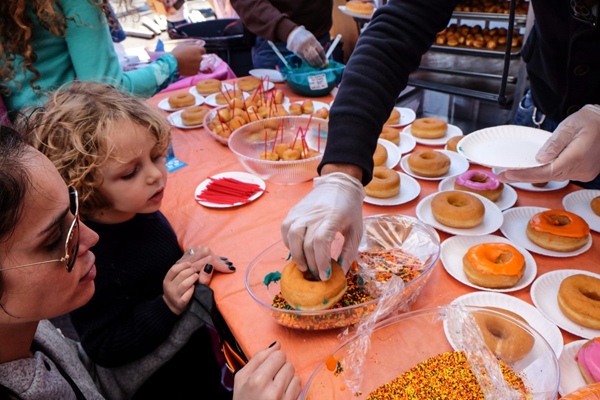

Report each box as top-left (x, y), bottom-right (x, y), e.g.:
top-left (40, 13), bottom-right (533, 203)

top-left (302, 306), bottom-right (559, 399)
top-left (244, 215), bottom-right (440, 330)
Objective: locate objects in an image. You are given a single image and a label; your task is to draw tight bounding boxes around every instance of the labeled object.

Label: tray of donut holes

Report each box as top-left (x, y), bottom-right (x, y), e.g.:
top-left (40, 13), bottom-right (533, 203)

top-left (454, 0), bottom-right (529, 17)
top-left (433, 24), bottom-right (524, 56)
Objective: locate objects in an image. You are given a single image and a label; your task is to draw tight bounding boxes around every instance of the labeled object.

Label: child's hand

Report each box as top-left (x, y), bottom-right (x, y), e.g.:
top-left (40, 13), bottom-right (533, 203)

top-left (180, 246), bottom-right (235, 286)
top-left (233, 342), bottom-right (301, 400)
top-left (163, 261), bottom-right (198, 315)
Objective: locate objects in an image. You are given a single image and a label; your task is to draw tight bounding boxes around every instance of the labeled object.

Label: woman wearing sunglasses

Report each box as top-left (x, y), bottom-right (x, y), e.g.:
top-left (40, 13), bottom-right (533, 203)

top-left (0, 126), bottom-right (301, 400)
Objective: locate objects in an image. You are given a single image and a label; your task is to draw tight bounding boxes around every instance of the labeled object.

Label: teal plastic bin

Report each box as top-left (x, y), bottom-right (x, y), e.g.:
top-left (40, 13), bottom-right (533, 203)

top-left (278, 55), bottom-right (345, 97)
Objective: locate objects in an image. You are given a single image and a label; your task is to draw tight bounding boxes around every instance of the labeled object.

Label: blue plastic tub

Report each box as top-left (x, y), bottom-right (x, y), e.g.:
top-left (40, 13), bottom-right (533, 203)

top-left (278, 55), bottom-right (345, 97)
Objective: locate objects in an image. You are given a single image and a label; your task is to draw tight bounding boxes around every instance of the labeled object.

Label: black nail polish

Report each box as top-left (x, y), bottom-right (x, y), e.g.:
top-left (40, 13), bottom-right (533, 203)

top-left (226, 261), bottom-right (233, 266)
top-left (228, 265), bottom-right (236, 271)
top-left (204, 263), bottom-right (213, 274)
top-left (269, 341), bottom-right (277, 348)
top-left (220, 257), bottom-right (228, 261)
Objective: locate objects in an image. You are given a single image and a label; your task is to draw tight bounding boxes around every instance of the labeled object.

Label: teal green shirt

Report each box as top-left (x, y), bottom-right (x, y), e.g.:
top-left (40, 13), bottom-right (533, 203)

top-left (3, 0), bottom-right (178, 114)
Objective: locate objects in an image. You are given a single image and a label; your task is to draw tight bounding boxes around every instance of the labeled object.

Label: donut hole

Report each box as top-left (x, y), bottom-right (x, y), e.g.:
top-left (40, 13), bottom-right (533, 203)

top-left (494, 250), bottom-right (513, 265)
top-left (419, 152), bottom-right (436, 160)
top-left (487, 326), bottom-right (505, 339)
top-left (302, 270), bottom-right (318, 282)
top-left (470, 174), bottom-right (489, 184)
top-left (579, 289), bottom-right (600, 302)
top-left (373, 171), bottom-right (387, 179)
top-left (447, 196), bottom-right (467, 207)
top-left (549, 215), bottom-right (571, 226)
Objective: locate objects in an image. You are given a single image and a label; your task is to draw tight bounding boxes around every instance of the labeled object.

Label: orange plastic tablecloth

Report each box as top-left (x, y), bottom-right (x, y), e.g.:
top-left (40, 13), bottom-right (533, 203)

top-left (149, 81), bottom-right (600, 385)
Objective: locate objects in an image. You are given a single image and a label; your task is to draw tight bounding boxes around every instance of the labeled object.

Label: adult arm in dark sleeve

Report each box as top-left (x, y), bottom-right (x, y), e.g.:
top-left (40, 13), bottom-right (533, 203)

top-left (319, 0), bottom-right (459, 185)
top-left (230, 0), bottom-right (297, 43)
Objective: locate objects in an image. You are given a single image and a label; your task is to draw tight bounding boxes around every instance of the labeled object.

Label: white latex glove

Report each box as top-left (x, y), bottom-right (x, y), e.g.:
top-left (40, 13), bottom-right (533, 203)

top-left (281, 172), bottom-right (366, 281)
top-left (286, 26), bottom-right (326, 68)
top-left (499, 105), bottom-right (600, 183)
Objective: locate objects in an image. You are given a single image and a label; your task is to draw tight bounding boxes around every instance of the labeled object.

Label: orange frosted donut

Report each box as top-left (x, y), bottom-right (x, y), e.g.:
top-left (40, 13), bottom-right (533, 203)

top-left (411, 118), bottom-right (448, 139)
top-left (346, 0), bottom-right (375, 15)
top-left (431, 191), bottom-right (485, 228)
top-left (280, 261), bottom-right (347, 311)
top-left (385, 108), bottom-right (400, 125)
top-left (558, 275), bottom-right (600, 329)
top-left (407, 150), bottom-right (450, 177)
top-left (380, 127), bottom-right (400, 145)
top-left (373, 143), bottom-right (388, 166)
top-left (463, 243), bottom-right (525, 288)
top-left (365, 166), bottom-right (400, 198)
top-left (181, 106), bottom-right (210, 126)
top-left (526, 210), bottom-right (590, 252)
top-left (446, 135), bottom-right (463, 152)
top-left (195, 79), bottom-right (222, 95)
top-left (591, 196), bottom-right (600, 216)
top-left (168, 93), bottom-right (195, 108)
top-left (237, 76), bottom-right (262, 92)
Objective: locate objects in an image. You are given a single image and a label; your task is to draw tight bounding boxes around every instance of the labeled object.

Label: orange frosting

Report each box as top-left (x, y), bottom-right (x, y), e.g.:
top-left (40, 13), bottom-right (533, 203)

top-left (530, 210), bottom-right (590, 237)
top-left (466, 243), bottom-right (525, 276)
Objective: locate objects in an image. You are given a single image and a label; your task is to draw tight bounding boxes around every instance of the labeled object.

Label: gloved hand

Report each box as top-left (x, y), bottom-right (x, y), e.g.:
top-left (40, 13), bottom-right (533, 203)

top-left (499, 105), bottom-right (600, 183)
top-left (286, 26), bottom-right (327, 68)
top-left (281, 172), bottom-right (366, 281)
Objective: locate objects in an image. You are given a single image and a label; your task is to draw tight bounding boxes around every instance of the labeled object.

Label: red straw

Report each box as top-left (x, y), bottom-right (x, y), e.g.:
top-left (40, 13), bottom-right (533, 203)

top-left (272, 125), bottom-right (279, 153)
top-left (196, 177), bottom-right (266, 205)
top-left (291, 126), bottom-right (302, 149)
top-left (264, 128), bottom-right (268, 156)
top-left (305, 114), bottom-right (313, 133)
top-left (280, 121), bottom-right (284, 143)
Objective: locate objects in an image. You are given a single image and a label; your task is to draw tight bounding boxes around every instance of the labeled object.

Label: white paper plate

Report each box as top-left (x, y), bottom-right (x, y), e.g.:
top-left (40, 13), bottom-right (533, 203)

top-left (440, 234), bottom-right (537, 292)
top-left (404, 123), bottom-right (463, 146)
top-left (558, 340), bottom-right (587, 396)
top-left (385, 107), bottom-right (417, 128)
top-left (337, 5), bottom-right (374, 19)
top-left (249, 69), bottom-right (284, 83)
top-left (492, 168), bottom-right (569, 192)
top-left (438, 175), bottom-right (518, 211)
top-left (563, 190), bottom-right (600, 233)
top-left (158, 93), bottom-right (204, 112)
top-left (194, 172), bottom-right (266, 208)
top-left (364, 172), bottom-right (421, 206)
top-left (449, 292), bottom-right (564, 358)
top-left (236, 80), bottom-right (275, 93)
top-left (457, 125), bottom-right (552, 169)
top-left (167, 109), bottom-right (206, 129)
top-left (378, 138), bottom-right (401, 169)
top-left (204, 91), bottom-right (250, 108)
top-left (398, 132), bottom-right (416, 154)
top-left (283, 100), bottom-right (330, 116)
top-left (531, 269), bottom-right (600, 339)
top-left (189, 82), bottom-right (234, 97)
top-left (416, 191), bottom-right (504, 236)
top-left (500, 207), bottom-right (593, 257)
top-left (400, 150), bottom-right (470, 181)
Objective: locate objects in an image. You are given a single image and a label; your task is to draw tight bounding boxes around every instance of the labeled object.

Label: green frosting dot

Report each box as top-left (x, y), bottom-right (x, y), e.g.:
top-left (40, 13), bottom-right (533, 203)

top-left (263, 271), bottom-right (282, 288)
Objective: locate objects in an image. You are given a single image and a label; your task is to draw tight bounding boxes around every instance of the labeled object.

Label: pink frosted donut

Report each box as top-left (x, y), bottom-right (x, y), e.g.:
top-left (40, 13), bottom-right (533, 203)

top-left (454, 170), bottom-right (504, 202)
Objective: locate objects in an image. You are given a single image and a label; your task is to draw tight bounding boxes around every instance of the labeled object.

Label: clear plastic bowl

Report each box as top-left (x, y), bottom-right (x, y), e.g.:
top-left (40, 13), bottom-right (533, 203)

top-left (228, 116), bottom-right (328, 185)
top-left (245, 215), bottom-right (441, 330)
top-left (203, 105), bottom-right (230, 146)
top-left (302, 306), bottom-right (560, 399)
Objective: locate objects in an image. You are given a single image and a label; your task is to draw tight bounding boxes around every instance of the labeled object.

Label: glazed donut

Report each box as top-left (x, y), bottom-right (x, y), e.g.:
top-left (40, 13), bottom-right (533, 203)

top-left (346, 0), bottom-right (375, 15)
top-left (591, 196), bottom-right (600, 216)
top-left (575, 338), bottom-right (600, 384)
top-left (446, 135), bottom-right (463, 152)
top-left (314, 107), bottom-right (329, 119)
top-left (385, 108), bottom-right (401, 125)
top-left (259, 151), bottom-right (279, 161)
top-left (289, 104), bottom-right (302, 116)
top-left (431, 191), bottom-right (485, 228)
top-left (181, 106), bottom-right (210, 126)
top-left (365, 167), bottom-right (400, 198)
top-left (532, 182), bottom-right (548, 188)
top-left (280, 261), bottom-right (347, 311)
top-left (281, 149), bottom-right (301, 161)
top-left (168, 93), bottom-right (195, 108)
top-left (454, 170), bottom-right (504, 202)
top-left (216, 90), bottom-right (243, 105)
top-left (380, 127), bottom-right (400, 145)
top-left (526, 210), bottom-right (590, 252)
top-left (411, 118), bottom-right (448, 139)
top-left (463, 243), bottom-right (525, 288)
top-left (237, 76), bottom-right (262, 92)
top-left (558, 275), bottom-right (600, 329)
top-left (373, 143), bottom-right (388, 167)
top-left (302, 100), bottom-right (314, 114)
top-left (195, 79), bottom-right (222, 95)
top-left (473, 307), bottom-right (535, 363)
top-left (407, 150), bottom-right (450, 177)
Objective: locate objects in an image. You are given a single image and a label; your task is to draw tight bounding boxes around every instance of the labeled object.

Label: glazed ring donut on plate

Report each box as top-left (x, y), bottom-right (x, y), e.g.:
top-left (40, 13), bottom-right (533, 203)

top-left (431, 191), bottom-right (485, 228)
top-left (591, 196), bottom-right (600, 216)
top-left (280, 261), bottom-right (347, 311)
top-left (380, 127), bottom-right (400, 145)
top-left (346, 0), bottom-right (375, 15)
top-left (365, 166), bottom-right (400, 198)
top-left (181, 106), bottom-right (210, 126)
top-left (373, 143), bottom-right (388, 166)
top-left (385, 108), bottom-right (400, 125)
top-left (473, 307), bottom-right (535, 363)
top-left (411, 118), bottom-right (448, 139)
top-left (195, 79), bottom-right (222, 95)
top-left (526, 210), bottom-right (590, 252)
top-left (168, 93), bottom-right (196, 108)
top-left (463, 243), bottom-right (525, 289)
top-left (557, 274), bottom-right (600, 329)
top-left (237, 76), bottom-right (262, 92)
top-left (446, 135), bottom-right (463, 152)
top-left (454, 170), bottom-right (504, 202)
top-left (407, 150), bottom-right (450, 177)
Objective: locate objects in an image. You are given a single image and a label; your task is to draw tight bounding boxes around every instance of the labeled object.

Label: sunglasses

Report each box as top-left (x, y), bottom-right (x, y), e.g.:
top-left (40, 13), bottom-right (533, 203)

top-left (0, 187), bottom-right (80, 273)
